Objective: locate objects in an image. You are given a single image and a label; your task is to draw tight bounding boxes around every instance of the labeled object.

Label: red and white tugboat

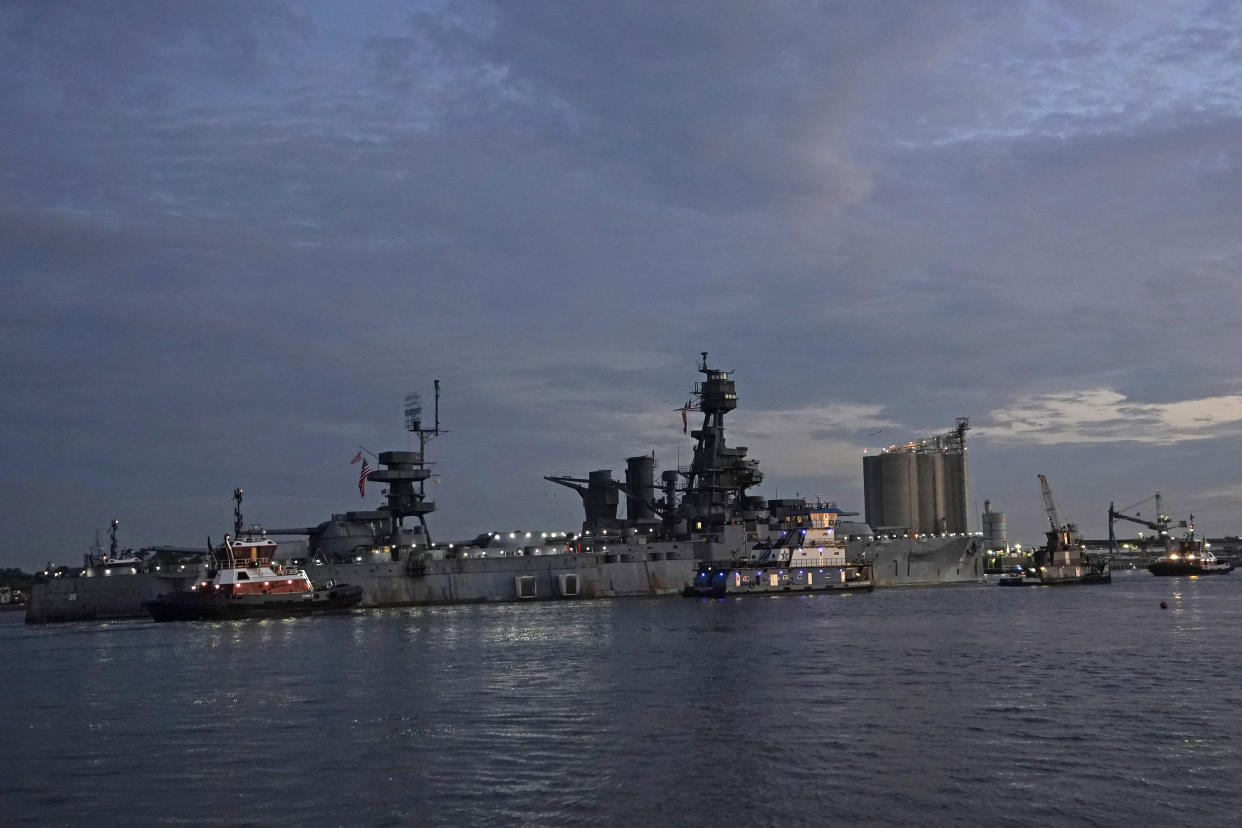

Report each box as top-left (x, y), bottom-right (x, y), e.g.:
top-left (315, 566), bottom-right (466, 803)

top-left (143, 534), bottom-right (362, 622)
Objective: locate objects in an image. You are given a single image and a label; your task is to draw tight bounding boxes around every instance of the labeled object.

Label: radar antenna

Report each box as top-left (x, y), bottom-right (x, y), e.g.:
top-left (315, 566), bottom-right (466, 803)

top-left (372, 380), bottom-right (442, 547)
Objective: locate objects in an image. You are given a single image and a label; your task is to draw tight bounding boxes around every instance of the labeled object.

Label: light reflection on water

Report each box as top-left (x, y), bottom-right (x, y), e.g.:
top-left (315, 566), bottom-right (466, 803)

top-left (3, 574), bottom-right (1242, 826)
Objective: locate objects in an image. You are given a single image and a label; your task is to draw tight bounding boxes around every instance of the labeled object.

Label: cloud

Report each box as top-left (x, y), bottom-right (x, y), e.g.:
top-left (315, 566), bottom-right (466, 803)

top-left (978, 389), bottom-right (1242, 445)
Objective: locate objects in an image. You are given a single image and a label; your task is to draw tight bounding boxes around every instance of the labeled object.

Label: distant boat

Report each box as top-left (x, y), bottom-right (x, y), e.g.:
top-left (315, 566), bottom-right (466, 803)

top-left (1108, 494), bottom-right (1232, 577)
top-left (1000, 475), bottom-right (1110, 587)
top-left (1147, 537), bottom-right (1233, 576)
top-left (996, 566), bottom-right (1038, 586)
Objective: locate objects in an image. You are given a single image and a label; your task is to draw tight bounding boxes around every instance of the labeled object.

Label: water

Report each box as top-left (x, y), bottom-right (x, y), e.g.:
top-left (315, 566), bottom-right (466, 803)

top-left (3, 571), bottom-right (1241, 826)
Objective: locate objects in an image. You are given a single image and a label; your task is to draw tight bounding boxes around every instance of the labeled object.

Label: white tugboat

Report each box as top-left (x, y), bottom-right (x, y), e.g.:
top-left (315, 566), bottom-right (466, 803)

top-left (683, 499), bottom-right (873, 597)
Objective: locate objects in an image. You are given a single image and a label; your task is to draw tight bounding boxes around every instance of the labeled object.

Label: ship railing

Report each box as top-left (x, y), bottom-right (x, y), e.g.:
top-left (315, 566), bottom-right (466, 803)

top-left (224, 556), bottom-right (286, 572)
top-left (696, 560), bottom-right (869, 574)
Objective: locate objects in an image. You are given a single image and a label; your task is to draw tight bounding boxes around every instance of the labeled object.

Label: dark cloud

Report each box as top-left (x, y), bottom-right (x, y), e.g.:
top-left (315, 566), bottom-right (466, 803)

top-left (3, 1), bottom-right (1242, 567)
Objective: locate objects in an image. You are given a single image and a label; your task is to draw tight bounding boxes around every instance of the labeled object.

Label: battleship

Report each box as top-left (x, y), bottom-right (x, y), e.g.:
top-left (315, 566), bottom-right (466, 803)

top-left (25, 354), bottom-right (982, 622)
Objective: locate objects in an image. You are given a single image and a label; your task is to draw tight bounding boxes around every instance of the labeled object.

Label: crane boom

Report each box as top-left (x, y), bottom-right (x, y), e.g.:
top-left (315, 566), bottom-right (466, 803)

top-left (1038, 474), bottom-right (1061, 532)
top-left (1107, 492), bottom-right (1190, 558)
top-left (1108, 505), bottom-right (1162, 533)
top-left (1108, 493), bottom-right (1181, 535)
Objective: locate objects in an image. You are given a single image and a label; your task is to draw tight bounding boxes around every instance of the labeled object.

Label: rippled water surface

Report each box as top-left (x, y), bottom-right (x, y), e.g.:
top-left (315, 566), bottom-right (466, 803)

top-left (4, 572), bottom-right (1242, 826)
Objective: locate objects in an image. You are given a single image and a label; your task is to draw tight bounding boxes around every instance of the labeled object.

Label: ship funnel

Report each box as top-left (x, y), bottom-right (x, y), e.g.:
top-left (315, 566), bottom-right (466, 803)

top-left (625, 455), bottom-right (657, 524)
top-left (586, 470), bottom-right (620, 523)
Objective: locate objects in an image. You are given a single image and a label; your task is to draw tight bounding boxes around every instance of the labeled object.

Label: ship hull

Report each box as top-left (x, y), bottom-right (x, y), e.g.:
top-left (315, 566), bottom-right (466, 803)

top-left (849, 536), bottom-right (984, 587)
top-left (1038, 564), bottom-right (1111, 585)
top-left (26, 554), bottom-right (698, 621)
top-left (683, 563), bottom-right (873, 597)
top-left (310, 552), bottom-right (697, 606)
top-left (143, 585), bottom-right (363, 622)
top-left (28, 538), bottom-right (983, 622)
top-left (25, 570), bottom-right (203, 624)
top-left (1147, 561), bottom-right (1233, 576)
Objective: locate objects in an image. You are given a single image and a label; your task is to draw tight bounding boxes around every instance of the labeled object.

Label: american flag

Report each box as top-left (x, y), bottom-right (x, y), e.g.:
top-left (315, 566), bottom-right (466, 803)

top-left (358, 458), bottom-right (373, 498)
top-left (350, 451), bottom-right (363, 464)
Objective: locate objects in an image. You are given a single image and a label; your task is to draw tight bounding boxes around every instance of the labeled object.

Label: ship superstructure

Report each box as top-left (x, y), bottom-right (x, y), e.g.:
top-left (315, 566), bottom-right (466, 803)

top-left (682, 498), bottom-right (873, 597)
top-left (265, 385), bottom-right (442, 562)
top-left (546, 353), bottom-right (767, 558)
top-left (547, 353), bottom-right (982, 585)
top-left (1027, 475), bottom-right (1109, 585)
top-left (679, 354), bottom-right (766, 535)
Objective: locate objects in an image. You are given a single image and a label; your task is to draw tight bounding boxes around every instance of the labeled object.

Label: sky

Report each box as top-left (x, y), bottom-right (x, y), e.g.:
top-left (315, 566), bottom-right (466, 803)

top-left (3, 1), bottom-right (1242, 570)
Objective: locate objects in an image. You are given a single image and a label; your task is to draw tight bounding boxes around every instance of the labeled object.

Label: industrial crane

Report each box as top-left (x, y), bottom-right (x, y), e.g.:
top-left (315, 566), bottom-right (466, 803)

top-left (1038, 474), bottom-right (1062, 533)
top-left (1108, 493), bottom-right (1188, 555)
top-left (1037, 474), bottom-right (1079, 565)
top-left (1016, 475), bottom-right (1110, 584)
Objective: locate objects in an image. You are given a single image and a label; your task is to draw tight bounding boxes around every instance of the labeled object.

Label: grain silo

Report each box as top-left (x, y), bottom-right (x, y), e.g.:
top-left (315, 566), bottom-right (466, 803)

top-left (862, 418), bottom-right (970, 535)
top-left (982, 500), bottom-right (1007, 552)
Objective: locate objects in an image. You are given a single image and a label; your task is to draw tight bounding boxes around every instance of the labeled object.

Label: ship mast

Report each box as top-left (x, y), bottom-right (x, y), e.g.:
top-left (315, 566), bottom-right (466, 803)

top-left (233, 488), bottom-right (245, 537)
top-left (370, 381), bottom-right (441, 546)
top-left (545, 353), bottom-right (764, 543)
top-left (679, 352), bottom-right (762, 534)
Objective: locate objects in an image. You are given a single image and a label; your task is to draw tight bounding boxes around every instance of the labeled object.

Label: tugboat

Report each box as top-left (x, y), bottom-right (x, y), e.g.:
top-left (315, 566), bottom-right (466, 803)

top-left (1001, 475), bottom-right (1109, 586)
top-left (683, 500), bottom-right (873, 597)
top-left (143, 534), bottom-right (363, 621)
top-left (1109, 495), bottom-right (1233, 576)
top-left (143, 489), bottom-right (362, 621)
top-left (1146, 540), bottom-right (1233, 576)
top-left (1142, 538), bottom-right (1232, 576)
